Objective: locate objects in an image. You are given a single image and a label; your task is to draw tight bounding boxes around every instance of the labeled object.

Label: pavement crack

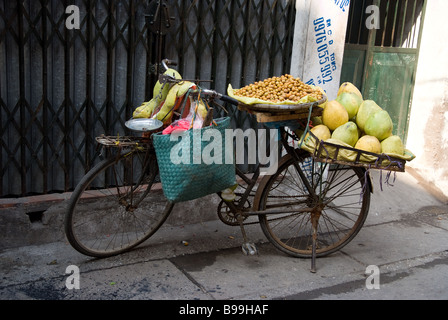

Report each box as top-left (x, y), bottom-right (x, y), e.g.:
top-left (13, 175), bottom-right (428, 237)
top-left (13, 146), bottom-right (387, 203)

top-left (168, 258), bottom-right (215, 300)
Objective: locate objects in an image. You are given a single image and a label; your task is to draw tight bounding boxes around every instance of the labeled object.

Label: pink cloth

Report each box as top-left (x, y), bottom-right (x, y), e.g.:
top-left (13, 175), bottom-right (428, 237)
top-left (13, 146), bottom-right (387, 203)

top-left (162, 119), bottom-right (191, 135)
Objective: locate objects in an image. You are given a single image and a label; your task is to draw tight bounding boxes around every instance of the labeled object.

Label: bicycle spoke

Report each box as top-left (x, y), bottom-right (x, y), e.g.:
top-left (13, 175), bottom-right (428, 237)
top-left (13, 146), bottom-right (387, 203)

top-left (258, 151), bottom-right (370, 258)
top-left (65, 151), bottom-right (173, 258)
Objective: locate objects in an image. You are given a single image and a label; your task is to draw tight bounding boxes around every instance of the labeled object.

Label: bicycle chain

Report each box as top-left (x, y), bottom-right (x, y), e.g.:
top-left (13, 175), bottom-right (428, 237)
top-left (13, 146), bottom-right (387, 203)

top-left (217, 195), bottom-right (262, 227)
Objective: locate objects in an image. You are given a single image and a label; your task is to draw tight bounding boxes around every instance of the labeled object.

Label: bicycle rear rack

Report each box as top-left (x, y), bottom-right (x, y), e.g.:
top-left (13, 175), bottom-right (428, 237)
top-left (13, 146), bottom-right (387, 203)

top-left (96, 135), bottom-right (150, 149)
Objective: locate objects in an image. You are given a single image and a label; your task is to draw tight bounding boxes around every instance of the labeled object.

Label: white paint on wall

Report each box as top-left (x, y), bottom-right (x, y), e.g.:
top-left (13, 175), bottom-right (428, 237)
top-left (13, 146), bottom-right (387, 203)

top-left (407, 0), bottom-right (448, 198)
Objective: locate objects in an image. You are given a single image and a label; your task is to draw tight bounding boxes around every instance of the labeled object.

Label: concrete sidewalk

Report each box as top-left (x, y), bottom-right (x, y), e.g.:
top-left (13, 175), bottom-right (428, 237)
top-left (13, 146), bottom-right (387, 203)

top-left (0, 169), bottom-right (448, 302)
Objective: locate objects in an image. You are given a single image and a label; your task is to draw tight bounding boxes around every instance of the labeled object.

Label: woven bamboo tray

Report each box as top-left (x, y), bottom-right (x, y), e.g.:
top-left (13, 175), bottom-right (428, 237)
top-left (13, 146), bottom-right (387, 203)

top-left (237, 97), bottom-right (327, 123)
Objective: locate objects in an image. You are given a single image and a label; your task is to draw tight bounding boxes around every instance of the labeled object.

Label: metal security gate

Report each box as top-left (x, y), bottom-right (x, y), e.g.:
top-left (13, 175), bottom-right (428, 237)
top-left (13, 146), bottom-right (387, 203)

top-left (341, 0), bottom-right (426, 142)
top-left (0, 0), bottom-right (296, 197)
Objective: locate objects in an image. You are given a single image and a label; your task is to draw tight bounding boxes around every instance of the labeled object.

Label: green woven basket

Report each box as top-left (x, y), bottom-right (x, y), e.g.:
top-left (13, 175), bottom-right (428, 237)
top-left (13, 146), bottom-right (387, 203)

top-left (153, 117), bottom-right (236, 203)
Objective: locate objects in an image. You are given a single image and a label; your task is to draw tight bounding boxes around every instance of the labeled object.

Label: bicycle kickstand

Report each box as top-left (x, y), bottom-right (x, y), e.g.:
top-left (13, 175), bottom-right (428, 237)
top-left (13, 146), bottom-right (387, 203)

top-left (222, 196), bottom-right (258, 256)
top-left (310, 207), bottom-right (321, 273)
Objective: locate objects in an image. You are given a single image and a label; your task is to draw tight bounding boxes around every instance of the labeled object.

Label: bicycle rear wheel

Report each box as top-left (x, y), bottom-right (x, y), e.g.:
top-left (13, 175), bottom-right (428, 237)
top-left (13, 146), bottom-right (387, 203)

top-left (257, 150), bottom-right (371, 258)
top-left (65, 150), bottom-right (173, 258)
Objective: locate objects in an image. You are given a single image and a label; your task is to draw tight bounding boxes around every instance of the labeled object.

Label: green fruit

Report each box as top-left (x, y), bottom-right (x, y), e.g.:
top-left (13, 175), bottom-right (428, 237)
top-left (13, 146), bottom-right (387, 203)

top-left (153, 84), bottom-right (180, 122)
top-left (133, 99), bottom-right (159, 119)
top-left (336, 92), bottom-right (363, 119)
top-left (337, 82), bottom-right (363, 100)
top-left (176, 81), bottom-right (194, 97)
top-left (355, 135), bottom-right (381, 154)
top-left (197, 100), bottom-right (208, 119)
top-left (311, 116), bottom-right (323, 126)
top-left (309, 124), bottom-right (331, 141)
top-left (356, 100), bottom-right (382, 132)
top-left (322, 100), bottom-right (349, 131)
top-left (152, 68), bottom-right (183, 103)
top-left (381, 135), bottom-right (404, 155)
top-left (164, 68), bottom-right (182, 81)
top-left (331, 121), bottom-right (359, 147)
top-left (153, 81), bottom-right (170, 103)
top-left (364, 110), bottom-right (393, 141)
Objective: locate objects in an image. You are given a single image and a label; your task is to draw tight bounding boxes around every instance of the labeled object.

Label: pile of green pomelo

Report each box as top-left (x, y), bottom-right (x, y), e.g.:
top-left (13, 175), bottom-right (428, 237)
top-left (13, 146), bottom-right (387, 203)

top-left (308, 82), bottom-right (405, 157)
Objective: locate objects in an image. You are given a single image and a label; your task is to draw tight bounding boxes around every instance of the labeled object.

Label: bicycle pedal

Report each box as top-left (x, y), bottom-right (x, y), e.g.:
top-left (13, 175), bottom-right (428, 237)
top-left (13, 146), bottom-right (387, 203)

top-left (242, 243), bottom-right (258, 256)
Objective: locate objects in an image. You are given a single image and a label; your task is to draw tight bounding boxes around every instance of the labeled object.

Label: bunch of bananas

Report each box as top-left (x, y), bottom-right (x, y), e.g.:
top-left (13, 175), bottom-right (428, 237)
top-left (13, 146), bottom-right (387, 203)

top-left (133, 68), bottom-right (208, 124)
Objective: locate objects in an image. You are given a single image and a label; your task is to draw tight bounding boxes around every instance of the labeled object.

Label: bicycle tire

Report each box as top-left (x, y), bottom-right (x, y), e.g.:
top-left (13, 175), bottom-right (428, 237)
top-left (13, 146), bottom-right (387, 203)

top-left (257, 150), bottom-right (370, 258)
top-left (65, 150), bottom-right (174, 258)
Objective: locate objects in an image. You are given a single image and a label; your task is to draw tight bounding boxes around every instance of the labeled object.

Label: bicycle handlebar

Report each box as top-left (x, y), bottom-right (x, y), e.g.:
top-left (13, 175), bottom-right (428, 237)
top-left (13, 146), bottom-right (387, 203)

top-left (161, 59), bottom-right (177, 71)
top-left (218, 93), bottom-right (240, 106)
top-left (195, 89), bottom-right (240, 106)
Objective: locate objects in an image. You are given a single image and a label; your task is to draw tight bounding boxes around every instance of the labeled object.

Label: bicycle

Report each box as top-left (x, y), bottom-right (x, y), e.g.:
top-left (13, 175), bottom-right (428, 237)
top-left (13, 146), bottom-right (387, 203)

top-left (64, 59), bottom-right (374, 272)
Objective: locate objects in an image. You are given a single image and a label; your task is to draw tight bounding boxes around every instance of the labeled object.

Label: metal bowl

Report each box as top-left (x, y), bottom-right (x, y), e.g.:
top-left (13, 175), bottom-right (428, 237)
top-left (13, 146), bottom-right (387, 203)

top-left (125, 118), bottom-right (164, 133)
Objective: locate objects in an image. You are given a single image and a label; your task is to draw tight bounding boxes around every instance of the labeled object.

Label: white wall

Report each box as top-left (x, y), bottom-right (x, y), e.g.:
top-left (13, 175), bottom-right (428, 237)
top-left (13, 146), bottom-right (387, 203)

top-left (407, 0), bottom-right (448, 198)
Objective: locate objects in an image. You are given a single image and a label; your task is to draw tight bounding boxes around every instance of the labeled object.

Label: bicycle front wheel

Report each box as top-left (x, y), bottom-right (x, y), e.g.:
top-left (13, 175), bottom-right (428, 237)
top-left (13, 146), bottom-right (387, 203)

top-left (257, 150), bottom-right (371, 258)
top-left (65, 150), bottom-right (174, 258)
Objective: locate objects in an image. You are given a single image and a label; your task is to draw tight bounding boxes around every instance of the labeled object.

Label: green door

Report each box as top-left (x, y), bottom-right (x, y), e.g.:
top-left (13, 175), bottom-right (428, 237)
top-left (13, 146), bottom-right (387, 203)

top-left (340, 47), bottom-right (366, 91)
top-left (340, 0), bottom-right (426, 143)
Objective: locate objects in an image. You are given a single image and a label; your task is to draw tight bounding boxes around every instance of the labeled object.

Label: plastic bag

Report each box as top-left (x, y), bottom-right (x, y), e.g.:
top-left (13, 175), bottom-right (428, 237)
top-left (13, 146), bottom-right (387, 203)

top-left (162, 96), bottom-right (207, 134)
